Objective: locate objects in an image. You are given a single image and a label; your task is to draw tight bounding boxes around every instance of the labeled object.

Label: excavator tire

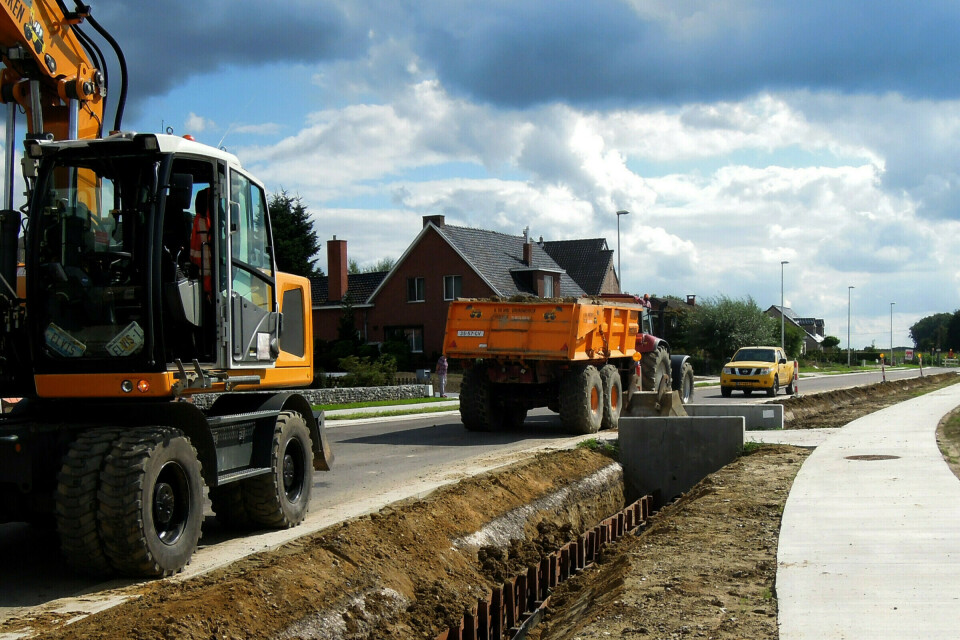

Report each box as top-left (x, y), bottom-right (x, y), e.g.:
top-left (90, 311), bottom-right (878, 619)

top-left (598, 365), bottom-right (623, 430)
top-left (559, 366), bottom-right (604, 434)
top-left (460, 367), bottom-right (503, 431)
top-left (98, 427), bottom-right (204, 577)
top-left (209, 482), bottom-right (252, 529)
top-left (677, 361), bottom-right (695, 404)
top-left (244, 412), bottom-right (314, 528)
top-left (640, 346), bottom-right (672, 393)
top-left (56, 427), bottom-right (123, 576)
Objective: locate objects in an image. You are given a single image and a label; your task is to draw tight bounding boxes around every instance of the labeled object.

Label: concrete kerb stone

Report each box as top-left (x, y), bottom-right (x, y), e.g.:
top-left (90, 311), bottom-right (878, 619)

top-left (619, 416), bottom-right (745, 508)
top-left (684, 403), bottom-right (784, 430)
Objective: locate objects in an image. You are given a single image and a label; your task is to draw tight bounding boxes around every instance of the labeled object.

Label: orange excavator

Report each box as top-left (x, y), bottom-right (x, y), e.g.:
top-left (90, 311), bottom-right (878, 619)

top-left (0, 1), bottom-right (331, 578)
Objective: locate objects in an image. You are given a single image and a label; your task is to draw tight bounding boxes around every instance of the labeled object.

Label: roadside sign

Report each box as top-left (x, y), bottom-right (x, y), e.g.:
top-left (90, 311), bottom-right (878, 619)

top-left (905, 349), bottom-right (914, 361)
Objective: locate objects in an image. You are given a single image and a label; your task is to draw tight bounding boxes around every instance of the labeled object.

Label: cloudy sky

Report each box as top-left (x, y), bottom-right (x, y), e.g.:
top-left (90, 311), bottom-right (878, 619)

top-left (13, 0), bottom-right (960, 350)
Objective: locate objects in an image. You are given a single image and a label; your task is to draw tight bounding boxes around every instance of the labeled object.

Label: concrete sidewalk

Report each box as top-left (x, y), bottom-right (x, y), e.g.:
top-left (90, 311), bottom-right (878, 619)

top-left (775, 382), bottom-right (960, 639)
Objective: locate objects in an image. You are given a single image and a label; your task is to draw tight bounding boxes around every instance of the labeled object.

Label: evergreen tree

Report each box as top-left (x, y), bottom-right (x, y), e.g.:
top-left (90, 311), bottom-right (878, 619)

top-left (269, 190), bottom-right (322, 277)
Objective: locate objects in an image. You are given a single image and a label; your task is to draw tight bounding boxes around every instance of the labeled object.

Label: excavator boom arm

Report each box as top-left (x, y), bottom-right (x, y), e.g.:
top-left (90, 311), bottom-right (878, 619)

top-left (0, 0), bottom-right (107, 140)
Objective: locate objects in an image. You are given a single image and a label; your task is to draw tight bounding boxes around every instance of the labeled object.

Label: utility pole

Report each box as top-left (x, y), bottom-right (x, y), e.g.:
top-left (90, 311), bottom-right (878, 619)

top-left (781, 261), bottom-right (789, 351)
top-left (847, 286), bottom-right (855, 367)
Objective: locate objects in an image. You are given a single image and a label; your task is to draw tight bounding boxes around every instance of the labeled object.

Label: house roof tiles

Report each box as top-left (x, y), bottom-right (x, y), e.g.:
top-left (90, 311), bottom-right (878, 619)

top-left (435, 224), bottom-right (586, 297)
top-left (541, 238), bottom-right (614, 295)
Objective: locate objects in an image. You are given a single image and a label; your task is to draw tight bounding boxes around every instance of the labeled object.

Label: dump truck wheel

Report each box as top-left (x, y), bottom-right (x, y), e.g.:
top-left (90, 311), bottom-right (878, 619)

top-left (209, 483), bottom-right (252, 529)
top-left (99, 427), bottom-right (204, 577)
top-left (245, 412), bottom-right (314, 528)
top-left (599, 365), bottom-right (623, 430)
top-left (560, 366), bottom-right (604, 434)
top-left (641, 346), bottom-right (672, 393)
top-left (56, 427), bottom-right (123, 576)
top-left (460, 367), bottom-right (502, 431)
top-left (677, 361), bottom-right (695, 404)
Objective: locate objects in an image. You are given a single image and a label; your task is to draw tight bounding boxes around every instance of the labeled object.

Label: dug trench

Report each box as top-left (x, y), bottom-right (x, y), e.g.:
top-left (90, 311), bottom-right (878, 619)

top-left (3, 373), bottom-right (958, 640)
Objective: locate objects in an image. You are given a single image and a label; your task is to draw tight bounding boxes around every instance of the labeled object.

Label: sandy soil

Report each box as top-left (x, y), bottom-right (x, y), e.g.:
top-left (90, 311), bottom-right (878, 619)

top-left (2, 373), bottom-right (957, 640)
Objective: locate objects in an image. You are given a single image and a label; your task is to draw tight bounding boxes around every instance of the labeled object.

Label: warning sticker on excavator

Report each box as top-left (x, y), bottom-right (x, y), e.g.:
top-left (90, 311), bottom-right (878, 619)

top-left (45, 323), bottom-right (86, 358)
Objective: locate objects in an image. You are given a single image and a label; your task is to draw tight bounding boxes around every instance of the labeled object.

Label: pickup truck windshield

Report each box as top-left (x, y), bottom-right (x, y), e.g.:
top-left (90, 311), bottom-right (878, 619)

top-left (732, 348), bottom-right (776, 362)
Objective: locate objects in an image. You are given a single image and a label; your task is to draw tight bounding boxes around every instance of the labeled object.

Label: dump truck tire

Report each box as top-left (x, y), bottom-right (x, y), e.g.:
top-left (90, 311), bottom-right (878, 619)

top-left (209, 482), bottom-right (252, 529)
top-left (56, 427), bottom-right (123, 576)
top-left (641, 346), bottom-right (671, 393)
top-left (599, 365), bottom-right (623, 430)
top-left (245, 412), bottom-right (314, 528)
top-left (460, 367), bottom-right (502, 431)
top-left (560, 366), bottom-right (603, 434)
top-left (98, 427), bottom-right (204, 577)
top-left (677, 361), bottom-right (695, 404)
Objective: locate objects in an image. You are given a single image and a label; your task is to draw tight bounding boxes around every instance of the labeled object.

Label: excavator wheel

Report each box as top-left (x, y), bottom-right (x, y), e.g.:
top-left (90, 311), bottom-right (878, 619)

top-left (459, 367), bottom-right (503, 431)
top-left (640, 346), bottom-right (672, 394)
top-left (98, 427), bottom-right (204, 577)
top-left (56, 427), bottom-right (123, 576)
top-left (209, 482), bottom-right (252, 529)
top-left (598, 365), bottom-right (623, 430)
top-left (245, 412), bottom-right (314, 528)
top-left (559, 365), bottom-right (604, 434)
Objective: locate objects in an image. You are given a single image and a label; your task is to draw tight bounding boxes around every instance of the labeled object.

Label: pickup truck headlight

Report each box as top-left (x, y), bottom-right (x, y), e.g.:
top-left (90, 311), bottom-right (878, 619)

top-left (723, 367), bottom-right (734, 375)
top-left (758, 367), bottom-right (772, 374)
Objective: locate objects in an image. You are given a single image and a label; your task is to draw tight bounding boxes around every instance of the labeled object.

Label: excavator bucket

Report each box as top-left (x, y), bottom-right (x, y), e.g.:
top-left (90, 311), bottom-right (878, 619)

top-left (623, 390), bottom-right (688, 417)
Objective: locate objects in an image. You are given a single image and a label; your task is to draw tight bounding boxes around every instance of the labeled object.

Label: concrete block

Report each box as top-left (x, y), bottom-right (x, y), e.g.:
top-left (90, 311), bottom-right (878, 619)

top-left (684, 403), bottom-right (783, 430)
top-left (619, 416), bottom-right (745, 507)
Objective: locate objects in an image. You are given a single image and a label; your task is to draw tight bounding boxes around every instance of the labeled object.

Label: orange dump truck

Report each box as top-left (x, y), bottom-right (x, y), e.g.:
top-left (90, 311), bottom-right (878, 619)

top-left (443, 298), bottom-right (694, 433)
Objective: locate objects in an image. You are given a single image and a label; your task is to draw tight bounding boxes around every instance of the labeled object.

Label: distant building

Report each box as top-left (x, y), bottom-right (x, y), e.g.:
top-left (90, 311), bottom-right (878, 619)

top-left (766, 306), bottom-right (825, 354)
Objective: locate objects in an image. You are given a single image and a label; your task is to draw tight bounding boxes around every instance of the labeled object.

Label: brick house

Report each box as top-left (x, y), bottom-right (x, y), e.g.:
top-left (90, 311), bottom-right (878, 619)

top-left (310, 216), bottom-right (624, 365)
top-left (309, 236), bottom-right (388, 344)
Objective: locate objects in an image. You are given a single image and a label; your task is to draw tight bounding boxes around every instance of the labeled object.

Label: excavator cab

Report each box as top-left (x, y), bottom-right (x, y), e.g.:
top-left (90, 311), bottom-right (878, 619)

top-left (10, 132), bottom-right (290, 396)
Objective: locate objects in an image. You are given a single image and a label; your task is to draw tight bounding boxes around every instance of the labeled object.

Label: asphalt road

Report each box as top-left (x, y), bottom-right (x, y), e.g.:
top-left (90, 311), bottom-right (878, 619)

top-left (0, 366), bottom-right (953, 624)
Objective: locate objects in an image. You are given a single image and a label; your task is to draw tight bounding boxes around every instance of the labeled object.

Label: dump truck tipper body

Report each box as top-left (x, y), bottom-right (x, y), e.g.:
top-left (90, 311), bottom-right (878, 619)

top-left (444, 298), bottom-right (694, 434)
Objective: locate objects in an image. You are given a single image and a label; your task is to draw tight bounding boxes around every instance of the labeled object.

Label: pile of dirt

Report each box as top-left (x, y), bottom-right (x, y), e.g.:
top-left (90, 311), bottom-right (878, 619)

top-left (527, 446), bottom-right (806, 640)
top-left (7, 449), bottom-right (623, 640)
top-left (779, 372), bottom-right (956, 429)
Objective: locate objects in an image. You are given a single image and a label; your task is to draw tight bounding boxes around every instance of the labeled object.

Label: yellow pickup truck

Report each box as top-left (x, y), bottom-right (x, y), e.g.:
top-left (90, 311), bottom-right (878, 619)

top-left (720, 346), bottom-right (796, 397)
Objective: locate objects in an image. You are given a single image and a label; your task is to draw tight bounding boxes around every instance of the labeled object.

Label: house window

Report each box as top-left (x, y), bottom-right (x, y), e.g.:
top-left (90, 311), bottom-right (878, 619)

top-left (405, 327), bottom-right (423, 353)
top-left (443, 275), bottom-right (462, 301)
top-left (542, 275), bottom-right (554, 298)
top-left (407, 277), bottom-right (425, 302)
top-left (387, 326), bottom-right (424, 353)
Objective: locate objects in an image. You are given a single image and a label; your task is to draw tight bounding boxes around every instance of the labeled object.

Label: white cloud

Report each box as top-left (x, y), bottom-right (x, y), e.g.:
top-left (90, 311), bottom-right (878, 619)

top-left (185, 112), bottom-right (215, 133)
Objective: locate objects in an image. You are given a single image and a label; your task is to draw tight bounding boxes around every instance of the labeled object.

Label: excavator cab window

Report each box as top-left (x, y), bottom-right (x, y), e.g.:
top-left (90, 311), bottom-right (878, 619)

top-left (31, 156), bottom-right (149, 364)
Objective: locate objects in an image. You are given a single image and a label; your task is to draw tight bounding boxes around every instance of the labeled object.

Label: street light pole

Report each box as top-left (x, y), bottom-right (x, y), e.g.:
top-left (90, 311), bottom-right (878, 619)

top-left (616, 210), bottom-right (629, 290)
top-left (780, 261), bottom-right (789, 351)
top-left (847, 286), bottom-right (855, 367)
top-left (890, 302), bottom-right (895, 365)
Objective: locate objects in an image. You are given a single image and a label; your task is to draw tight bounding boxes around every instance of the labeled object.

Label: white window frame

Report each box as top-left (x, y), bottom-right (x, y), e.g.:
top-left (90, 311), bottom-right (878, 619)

top-left (542, 274), bottom-right (554, 298)
top-left (443, 274), bottom-right (462, 301)
top-left (407, 276), bottom-right (425, 302)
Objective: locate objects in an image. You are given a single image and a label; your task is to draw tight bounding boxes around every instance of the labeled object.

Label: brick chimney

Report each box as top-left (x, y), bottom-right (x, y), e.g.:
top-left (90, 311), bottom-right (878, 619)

top-left (422, 214), bottom-right (445, 228)
top-left (327, 235), bottom-right (348, 302)
top-left (522, 226), bottom-right (532, 265)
